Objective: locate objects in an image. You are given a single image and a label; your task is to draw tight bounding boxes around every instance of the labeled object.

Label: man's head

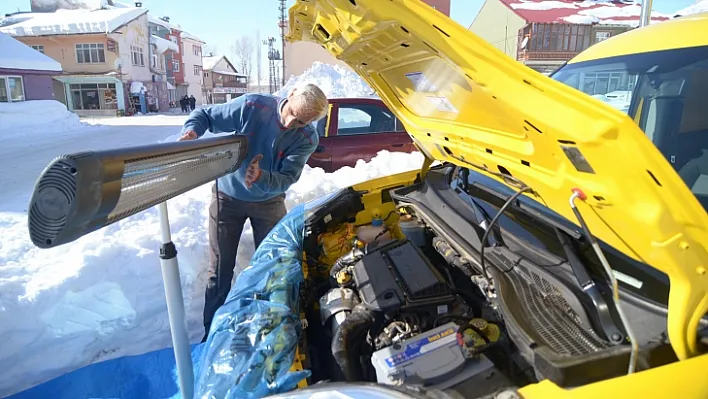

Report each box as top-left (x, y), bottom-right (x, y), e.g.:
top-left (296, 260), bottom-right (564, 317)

top-left (280, 83), bottom-right (329, 129)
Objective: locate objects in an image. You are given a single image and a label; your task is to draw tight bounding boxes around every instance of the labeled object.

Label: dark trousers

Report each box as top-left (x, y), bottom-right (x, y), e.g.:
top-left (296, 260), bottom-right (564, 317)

top-left (203, 185), bottom-right (287, 339)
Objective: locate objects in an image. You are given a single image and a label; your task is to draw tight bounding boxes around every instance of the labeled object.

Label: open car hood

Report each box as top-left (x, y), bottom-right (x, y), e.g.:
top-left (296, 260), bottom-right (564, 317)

top-left (287, 0), bottom-right (708, 359)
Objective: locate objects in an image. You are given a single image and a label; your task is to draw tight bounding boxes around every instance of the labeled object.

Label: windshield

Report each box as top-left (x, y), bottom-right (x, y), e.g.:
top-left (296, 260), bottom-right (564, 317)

top-left (552, 46), bottom-right (708, 211)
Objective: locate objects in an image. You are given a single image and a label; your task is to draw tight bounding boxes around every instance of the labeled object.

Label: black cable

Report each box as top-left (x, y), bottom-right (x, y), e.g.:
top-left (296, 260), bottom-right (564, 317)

top-left (480, 186), bottom-right (534, 284)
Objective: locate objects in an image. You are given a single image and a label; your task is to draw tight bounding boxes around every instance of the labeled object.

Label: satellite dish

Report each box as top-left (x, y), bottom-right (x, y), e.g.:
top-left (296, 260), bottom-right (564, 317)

top-left (114, 57), bottom-right (124, 70)
top-left (520, 36), bottom-right (529, 50)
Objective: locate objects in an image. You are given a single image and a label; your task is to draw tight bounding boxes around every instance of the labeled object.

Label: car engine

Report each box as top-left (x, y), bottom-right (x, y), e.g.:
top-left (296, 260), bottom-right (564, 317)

top-left (318, 238), bottom-right (507, 389)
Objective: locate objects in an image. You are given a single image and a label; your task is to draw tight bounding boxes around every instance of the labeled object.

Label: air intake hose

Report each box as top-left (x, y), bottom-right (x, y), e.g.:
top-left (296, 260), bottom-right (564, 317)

top-left (432, 237), bottom-right (476, 277)
top-left (331, 304), bottom-right (374, 381)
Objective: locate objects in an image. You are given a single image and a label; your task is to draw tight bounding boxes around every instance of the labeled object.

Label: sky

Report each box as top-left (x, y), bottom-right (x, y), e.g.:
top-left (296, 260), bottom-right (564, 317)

top-left (1, 0), bottom-right (698, 84)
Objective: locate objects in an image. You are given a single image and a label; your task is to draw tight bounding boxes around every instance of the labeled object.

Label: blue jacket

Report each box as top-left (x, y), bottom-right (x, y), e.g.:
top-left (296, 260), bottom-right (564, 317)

top-left (181, 94), bottom-right (319, 202)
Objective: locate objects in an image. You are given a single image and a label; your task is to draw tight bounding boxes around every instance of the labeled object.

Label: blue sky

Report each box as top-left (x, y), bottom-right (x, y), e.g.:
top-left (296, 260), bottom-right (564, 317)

top-left (2, 0), bottom-right (696, 82)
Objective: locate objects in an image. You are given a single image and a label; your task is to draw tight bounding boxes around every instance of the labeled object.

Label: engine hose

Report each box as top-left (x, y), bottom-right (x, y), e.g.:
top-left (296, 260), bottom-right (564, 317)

top-left (432, 237), bottom-right (476, 277)
top-left (331, 304), bottom-right (374, 381)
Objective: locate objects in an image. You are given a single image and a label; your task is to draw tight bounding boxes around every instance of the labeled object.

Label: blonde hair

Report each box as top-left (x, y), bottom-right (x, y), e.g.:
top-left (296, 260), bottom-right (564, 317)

top-left (290, 83), bottom-right (329, 120)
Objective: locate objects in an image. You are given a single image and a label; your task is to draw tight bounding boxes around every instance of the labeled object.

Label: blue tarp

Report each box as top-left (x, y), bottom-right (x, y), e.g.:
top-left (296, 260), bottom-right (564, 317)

top-left (10, 203), bottom-right (310, 399)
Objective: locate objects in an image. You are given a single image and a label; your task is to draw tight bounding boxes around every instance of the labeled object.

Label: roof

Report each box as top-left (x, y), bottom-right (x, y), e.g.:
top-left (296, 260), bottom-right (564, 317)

top-left (147, 16), bottom-right (205, 43)
top-left (202, 55), bottom-right (223, 71)
top-left (499, 0), bottom-right (669, 26)
top-left (0, 7), bottom-right (147, 37)
top-left (673, 0), bottom-right (708, 17)
top-left (150, 34), bottom-right (179, 54)
top-left (213, 70), bottom-right (247, 78)
top-left (568, 11), bottom-right (708, 63)
top-left (0, 31), bottom-right (62, 71)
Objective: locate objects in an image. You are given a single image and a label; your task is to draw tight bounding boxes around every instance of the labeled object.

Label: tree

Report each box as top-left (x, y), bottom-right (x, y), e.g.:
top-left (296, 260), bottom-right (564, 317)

top-left (255, 30), bottom-right (262, 92)
top-left (231, 35), bottom-right (254, 89)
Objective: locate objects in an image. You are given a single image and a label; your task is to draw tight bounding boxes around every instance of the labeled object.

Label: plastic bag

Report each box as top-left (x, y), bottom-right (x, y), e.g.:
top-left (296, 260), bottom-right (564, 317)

top-left (194, 204), bottom-right (309, 399)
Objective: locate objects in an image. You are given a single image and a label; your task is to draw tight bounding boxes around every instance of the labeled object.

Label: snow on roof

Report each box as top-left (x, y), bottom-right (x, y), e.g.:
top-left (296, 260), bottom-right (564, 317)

top-left (202, 55), bottom-right (223, 71)
top-left (148, 16), bottom-right (205, 43)
top-left (500, 0), bottom-right (669, 26)
top-left (0, 31), bottom-right (62, 71)
top-left (0, 7), bottom-right (147, 37)
top-left (150, 34), bottom-right (178, 54)
top-left (673, 0), bottom-right (708, 17)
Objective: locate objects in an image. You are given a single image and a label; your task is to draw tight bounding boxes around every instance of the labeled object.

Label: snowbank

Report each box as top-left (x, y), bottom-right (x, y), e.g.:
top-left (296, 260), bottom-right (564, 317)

top-left (277, 62), bottom-right (378, 98)
top-left (0, 148), bottom-right (423, 396)
top-left (0, 100), bottom-right (88, 135)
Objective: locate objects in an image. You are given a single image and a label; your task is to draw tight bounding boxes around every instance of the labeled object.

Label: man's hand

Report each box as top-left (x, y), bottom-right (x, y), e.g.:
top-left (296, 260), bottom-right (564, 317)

top-left (178, 130), bottom-right (197, 141)
top-left (245, 154), bottom-right (263, 188)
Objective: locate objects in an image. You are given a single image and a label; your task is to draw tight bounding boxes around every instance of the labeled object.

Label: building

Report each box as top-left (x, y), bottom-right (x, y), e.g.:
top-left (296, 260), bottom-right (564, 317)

top-left (0, 31), bottom-right (61, 102)
top-left (469, 0), bottom-right (668, 74)
top-left (0, 7), bottom-right (151, 116)
top-left (283, 0), bottom-right (450, 80)
top-left (181, 33), bottom-right (206, 105)
top-left (147, 16), bottom-right (180, 111)
top-left (202, 55), bottom-right (247, 104)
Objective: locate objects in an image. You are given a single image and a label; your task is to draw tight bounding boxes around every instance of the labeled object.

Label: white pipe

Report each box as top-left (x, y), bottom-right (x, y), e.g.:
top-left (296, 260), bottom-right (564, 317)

top-left (640, 0), bottom-right (653, 27)
top-left (157, 201), bottom-right (194, 398)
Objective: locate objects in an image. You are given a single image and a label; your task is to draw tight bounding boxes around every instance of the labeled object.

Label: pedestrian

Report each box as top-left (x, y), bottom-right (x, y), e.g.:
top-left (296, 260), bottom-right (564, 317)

top-left (189, 94), bottom-right (196, 111)
top-left (177, 83), bottom-right (329, 340)
top-left (179, 96), bottom-right (187, 113)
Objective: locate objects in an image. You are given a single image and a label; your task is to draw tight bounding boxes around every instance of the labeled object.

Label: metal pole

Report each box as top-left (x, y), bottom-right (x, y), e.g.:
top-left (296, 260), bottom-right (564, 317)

top-left (157, 201), bottom-right (194, 399)
top-left (280, 0), bottom-right (286, 87)
top-left (639, 0), bottom-right (653, 27)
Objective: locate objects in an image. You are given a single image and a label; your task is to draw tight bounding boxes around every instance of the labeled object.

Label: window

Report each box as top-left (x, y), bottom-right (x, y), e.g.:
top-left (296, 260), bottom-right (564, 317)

top-left (0, 76), bottom-right (25, 102)
top-left (170, 35), bottom-right (178, 45)
top-left (336, 104), bottom-right (396, 136)
top-left (595, 31), bottom-right (611, 43)
top-left (193, 45), bottom-right (202, 57)
top-left (172, 59), bottom-right (180, 72)
top-left (69, 83), bottom-right (117, 111)
top-left (76, 43), bottom-right (105, 64)
top-left (131, 45), bottom-right (145, 66)
top-left (526, 23), bottom-right (591, 53)
top-left (30, 45), bottom-right (44, 54)
top-left (552, 46), bottom-right (708, 211)
top-left (194, 65), bottom-right (202, 76)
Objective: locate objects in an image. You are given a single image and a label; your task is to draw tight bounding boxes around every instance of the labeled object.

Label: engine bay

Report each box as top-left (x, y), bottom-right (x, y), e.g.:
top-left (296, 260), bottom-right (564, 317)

top-left (294, 169), bottom-right (689, 397)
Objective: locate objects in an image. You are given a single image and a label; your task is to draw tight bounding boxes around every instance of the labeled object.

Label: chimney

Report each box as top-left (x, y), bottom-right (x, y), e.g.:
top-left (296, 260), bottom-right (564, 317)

top-left (135, 2), bottom-right (142, 7)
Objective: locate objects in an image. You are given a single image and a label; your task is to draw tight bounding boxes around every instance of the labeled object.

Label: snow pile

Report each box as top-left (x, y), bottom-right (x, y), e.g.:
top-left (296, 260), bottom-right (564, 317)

top-left (673, 0), bottom-right (708, 17)
top-left (0, 147), bottom-right (423, 397)
top-left (0, 32), bottom-right (62, 71)
top-left (0, 100), bottom-right (88, 135)
top-left (277, 62), bottom-right (377, 98)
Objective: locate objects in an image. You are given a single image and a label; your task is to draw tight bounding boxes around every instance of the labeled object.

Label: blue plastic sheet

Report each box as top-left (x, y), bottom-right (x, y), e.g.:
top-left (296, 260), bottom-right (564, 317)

top-left (194, 203), bottom-right (310, 399)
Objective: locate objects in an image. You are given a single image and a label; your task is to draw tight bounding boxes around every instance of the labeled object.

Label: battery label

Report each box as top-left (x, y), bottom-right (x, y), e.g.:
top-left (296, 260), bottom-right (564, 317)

top-left (384, 326), bottom-right (457, 368)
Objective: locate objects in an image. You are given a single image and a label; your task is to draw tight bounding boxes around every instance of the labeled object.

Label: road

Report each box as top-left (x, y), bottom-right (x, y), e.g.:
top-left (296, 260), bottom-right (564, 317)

top-left (0, 114), bottom-right (187, 213)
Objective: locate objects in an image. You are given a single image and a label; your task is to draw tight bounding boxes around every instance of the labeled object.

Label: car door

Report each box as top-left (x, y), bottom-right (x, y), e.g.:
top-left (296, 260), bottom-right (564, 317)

top-left (306, 102), bottom-right (334, 172)
top-left (329, 101), bottom-right (411, 170)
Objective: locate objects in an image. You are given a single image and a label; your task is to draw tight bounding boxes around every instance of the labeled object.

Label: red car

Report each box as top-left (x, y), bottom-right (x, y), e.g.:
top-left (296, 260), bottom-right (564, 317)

top-left (307, 98), bottom-right (415, 172)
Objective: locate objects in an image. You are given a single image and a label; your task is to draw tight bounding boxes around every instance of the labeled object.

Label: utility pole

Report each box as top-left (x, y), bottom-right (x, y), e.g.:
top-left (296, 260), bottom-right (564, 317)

top-left (263, 36), bottom-right (281, 93)
top-left (639, 0), bottom-right (653, 27)
top-left (278, 0), bottom-right (287, 87)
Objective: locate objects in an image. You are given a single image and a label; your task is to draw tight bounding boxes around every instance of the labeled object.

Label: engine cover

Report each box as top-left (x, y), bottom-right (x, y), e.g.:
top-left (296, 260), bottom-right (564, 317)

top-left (352, 239), bottom-right (454, 312)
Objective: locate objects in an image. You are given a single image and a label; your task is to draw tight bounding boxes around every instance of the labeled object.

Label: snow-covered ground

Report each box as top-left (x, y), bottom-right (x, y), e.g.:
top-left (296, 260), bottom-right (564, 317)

top-left (0, 65), bottom-right (424, 397)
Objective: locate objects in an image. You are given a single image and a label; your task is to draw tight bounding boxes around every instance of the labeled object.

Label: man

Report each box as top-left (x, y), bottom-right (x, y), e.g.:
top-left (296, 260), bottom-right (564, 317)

top-left (177, 84), bottom-right (329, 339)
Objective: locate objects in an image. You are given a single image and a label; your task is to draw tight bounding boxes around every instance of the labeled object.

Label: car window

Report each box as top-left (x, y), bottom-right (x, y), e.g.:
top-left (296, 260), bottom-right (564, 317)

top-left (336, 104), bottom-right (396, 136)
top-left (553, 45), bottom-right (708, 211)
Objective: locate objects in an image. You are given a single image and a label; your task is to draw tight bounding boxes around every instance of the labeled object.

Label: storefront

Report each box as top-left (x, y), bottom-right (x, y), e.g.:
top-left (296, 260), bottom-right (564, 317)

top-left (55, 75), bottom-right (126, 117)
top-left (210, 86), bottom-right (246, 104)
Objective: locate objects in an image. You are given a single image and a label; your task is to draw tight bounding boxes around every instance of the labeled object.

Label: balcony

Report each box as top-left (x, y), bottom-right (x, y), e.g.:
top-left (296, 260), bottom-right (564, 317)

top-left (518, 50), bottom-right (579, 62)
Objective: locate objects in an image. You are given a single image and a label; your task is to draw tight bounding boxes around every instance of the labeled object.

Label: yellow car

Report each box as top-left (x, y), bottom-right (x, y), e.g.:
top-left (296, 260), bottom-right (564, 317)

top-left (266, 1), bottom-right (708, 398)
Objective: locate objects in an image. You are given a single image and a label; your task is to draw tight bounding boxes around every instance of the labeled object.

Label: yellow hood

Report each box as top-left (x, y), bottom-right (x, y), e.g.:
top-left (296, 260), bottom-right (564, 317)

top-left (286, 0), bottom-right (708, 360)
